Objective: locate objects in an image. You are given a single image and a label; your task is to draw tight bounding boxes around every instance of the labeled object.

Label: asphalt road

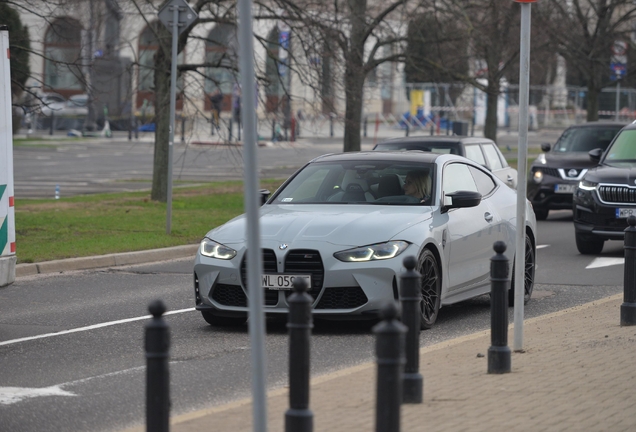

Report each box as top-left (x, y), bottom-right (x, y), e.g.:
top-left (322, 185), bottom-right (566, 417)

top-left (0, 210), bottom-right (626, 432)
top-left (12, 128), bottom-right (564, 199)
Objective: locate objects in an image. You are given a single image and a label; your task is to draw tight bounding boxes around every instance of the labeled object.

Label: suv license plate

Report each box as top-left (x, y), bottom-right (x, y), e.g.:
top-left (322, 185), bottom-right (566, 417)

top-left (262, 274), bottom-right (311, 290)
top-left (616, 208), bottom-right (636, 218)
top-left (554, 184), bottom-right (576, 194)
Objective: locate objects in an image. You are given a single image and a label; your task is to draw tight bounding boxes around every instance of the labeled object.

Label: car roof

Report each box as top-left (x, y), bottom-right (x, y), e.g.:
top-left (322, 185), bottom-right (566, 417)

top-left (621, 120), bottom-right (636, 131)
top-left (311, 151), bottom-right (444, 164)
top-left (377, 135), bottom-right (490, 145)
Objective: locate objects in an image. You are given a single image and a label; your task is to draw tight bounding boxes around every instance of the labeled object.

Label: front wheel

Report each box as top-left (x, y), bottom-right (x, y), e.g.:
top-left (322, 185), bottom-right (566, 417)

top-left (418, 249), bottom-right (441, 329)
top-left (201, 311), bottom-right (247, 327)
top-left (509, 233), bottom-right (535, 306)
top-left (575, 232), bottom-right (604, 255)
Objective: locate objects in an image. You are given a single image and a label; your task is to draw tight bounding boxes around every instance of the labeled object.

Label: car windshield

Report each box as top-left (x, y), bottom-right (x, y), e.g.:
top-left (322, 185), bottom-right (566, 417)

top-left (604, 129), bottom-right (636, 164)
top-left (271, 160), bottom-right (436, 205)
top-left (374, 142), bottom-right (460, 155)
top-left (553, 126), bottom-right (622, 153)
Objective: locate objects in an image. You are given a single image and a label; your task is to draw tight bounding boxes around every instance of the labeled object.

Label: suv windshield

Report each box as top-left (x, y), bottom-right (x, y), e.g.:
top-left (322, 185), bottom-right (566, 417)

top-left (553, 126), bottom-right (622, 153)
top-left (604, 129), bottom-right (636, 163)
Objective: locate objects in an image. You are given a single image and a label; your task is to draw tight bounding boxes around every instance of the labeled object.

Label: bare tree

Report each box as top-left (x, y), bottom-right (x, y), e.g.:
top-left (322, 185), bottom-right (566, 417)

top-left (537, 0), bottom-right (636, 122)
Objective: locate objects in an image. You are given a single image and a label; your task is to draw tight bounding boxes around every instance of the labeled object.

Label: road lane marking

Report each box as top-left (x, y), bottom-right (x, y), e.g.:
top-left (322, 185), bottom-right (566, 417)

top-left (0, 307), bottom-right (195, 347)
top-left (0, 386), bottom-right (76, 405)
top-left (536, 244), bottom-right (549, 249)
top-left (586, 257), bottom-right (625, 269)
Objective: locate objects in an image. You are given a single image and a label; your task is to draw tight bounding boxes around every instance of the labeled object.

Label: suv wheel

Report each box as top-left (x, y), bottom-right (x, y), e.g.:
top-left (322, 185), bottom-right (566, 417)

top-left (575, 232), bottom-right (604, 255)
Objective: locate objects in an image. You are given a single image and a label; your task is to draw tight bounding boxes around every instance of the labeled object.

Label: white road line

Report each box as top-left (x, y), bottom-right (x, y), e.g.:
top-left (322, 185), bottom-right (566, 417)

top-left (0, 385), bottom-right (76, 405)
top-left (0, 307), bottom-right (195, 347)
top-left (586, 257), bottom-right (625, 269)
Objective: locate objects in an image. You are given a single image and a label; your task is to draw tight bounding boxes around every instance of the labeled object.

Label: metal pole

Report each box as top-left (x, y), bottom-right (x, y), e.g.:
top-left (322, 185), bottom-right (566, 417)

top-left (145, 300), bottom-right (170, 432)
top-left (621, 215), bottom-right (636, 325)
top-left (399, 256), bottom-right (422, 404)
top-left (166, 5), bottom-right (178, 235)
top-left (488, 242), bottom-right (511, 373)
top-left (616, 81), bottom-right (621, 122)
top-left (513, 1), bottom-right (532, 352)
top-left (237, 0), bottom-right (267, 430)
top-left (373, 302), bottom-right (406, 432)
top-left (285, 278), bottom-right (313, 432)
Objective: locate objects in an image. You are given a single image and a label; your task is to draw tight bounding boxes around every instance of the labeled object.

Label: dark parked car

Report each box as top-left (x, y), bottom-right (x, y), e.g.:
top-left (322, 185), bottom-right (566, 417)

top-left (527, 121), bottom-right (626, 220)
top-left (373, 136), bottom-right (517, 189)
top-left (573, 121), bottom-right (636, 254)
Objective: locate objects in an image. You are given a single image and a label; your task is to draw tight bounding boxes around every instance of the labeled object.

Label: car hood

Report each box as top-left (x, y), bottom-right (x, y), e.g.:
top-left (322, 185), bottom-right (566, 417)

top-left (542, 151), bottom-right (597, 168)
top-left (206, 204), bottom-right (433, 247)
top-left (584, 163), bottom-right (636, 185)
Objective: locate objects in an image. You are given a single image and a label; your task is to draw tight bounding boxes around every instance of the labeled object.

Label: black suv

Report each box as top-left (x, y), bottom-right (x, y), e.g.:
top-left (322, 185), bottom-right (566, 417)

top-left (573, 121), bottom-right (636, 254)
top-left (527, 122), bottom-right (626, 220)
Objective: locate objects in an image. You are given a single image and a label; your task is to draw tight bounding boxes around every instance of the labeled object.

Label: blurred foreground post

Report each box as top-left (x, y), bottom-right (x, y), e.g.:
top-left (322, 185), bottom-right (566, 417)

top-left (145, 300), bottom-right (170, 432)
top-left (621, 215), bottom-right (636, 325)
top-left (285, 278), bottom-right (313, 432)
top-left (374, 302), bottom-right (406, 432)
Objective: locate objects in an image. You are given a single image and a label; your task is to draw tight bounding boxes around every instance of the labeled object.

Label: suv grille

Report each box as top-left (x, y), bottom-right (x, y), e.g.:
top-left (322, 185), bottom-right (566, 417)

top-left (315, 287), bottom-right (368, 309)
top-left (240, 249), bottom-right (279, 306)
top-left (598, 185), bottom-right (636, 204)
top-left (283, 250), bottom-right (324, 301)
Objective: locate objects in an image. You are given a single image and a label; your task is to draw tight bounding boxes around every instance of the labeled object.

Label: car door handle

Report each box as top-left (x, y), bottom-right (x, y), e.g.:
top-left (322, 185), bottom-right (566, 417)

top-left (507, 175), bottom-right (514, 182)
top-left (484, 212), bottom-right (493, 222)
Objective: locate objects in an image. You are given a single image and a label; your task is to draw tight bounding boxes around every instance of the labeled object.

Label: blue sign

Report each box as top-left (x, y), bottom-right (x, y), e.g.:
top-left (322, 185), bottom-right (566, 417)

top-left (610, 63), bottom-right (627, 81)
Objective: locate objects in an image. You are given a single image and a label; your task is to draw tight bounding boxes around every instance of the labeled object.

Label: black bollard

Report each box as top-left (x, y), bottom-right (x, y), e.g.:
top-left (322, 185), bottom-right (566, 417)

top-left (621, 215), bottom-right (636, 325)
top-left (429, 123), bottom-right (434, 136)
top-left (329, 115), bottom-right (334, 137)
top-left (272, 119), bottom-right (276, 140)
top-left (364, 116), bottom-right (368, 137)
top-left (285, 278), bottom-right (314, 432)
top-left (488, 241), bottom-right (511, 374)
top-left (405, 122), bottom-right (409, 137)
top-left (145, 300), bottom-right (170, 432)
top-left (400, 256), bottom-right (423, 403)
top-left (237, 118), bottom-right (241, 142)
top-left (181, 117), bottom-right (185, 142)
top-left (374, 302), bottom-right (407, 432)
top-left (50, 111), bottom-right (54, 136)
top-left (228, 118), bottom-right (233, 142)
top-left (134, 117), bottom-right (139, 139)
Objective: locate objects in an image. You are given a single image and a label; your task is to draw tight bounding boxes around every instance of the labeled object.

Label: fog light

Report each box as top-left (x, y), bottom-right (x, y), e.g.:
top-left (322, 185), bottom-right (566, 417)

top-left (533, 170), bottom-right (543, 183)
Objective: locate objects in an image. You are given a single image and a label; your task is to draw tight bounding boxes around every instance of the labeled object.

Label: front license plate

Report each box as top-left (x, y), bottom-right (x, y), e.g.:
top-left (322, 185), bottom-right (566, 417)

top-left (262, 274), bottom-right (311, 290)
top-left (616, 208), bottom-right (636, 218)
top-left (554, 184), bottom-right (576, 194)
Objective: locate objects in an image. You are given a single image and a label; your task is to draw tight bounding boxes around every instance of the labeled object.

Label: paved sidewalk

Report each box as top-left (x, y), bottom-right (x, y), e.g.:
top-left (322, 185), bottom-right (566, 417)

top-left (127, 293), bottom-right (634, 432)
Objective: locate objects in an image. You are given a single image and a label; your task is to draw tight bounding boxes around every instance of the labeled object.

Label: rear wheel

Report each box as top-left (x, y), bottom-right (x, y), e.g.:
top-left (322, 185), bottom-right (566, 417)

top-left (575, 232), bottom-right (604, 255)
top-left (418, 249), bottom-right (441, 329)
top-left (201, 311), bottom-right (247, 327)
top-left (509, 233), bottom-right (535, 306)
top-left (534, 208), bottom-right (549, 220)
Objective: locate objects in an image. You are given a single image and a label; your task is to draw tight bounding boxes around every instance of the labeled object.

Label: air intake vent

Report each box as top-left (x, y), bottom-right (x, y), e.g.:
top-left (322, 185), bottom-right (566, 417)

top-left (284, 249), bottom-right (324, 301)
top-left (315, 287), bottom-right (368, 309)
top-left (239, 249), bottom-right (278, 306)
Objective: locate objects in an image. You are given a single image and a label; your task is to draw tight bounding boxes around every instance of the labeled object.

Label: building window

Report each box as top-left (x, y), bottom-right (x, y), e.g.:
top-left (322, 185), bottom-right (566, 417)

top-left (43, 17), bottom-right (83, 94)
top-left (204, 24), bottom-right (238, 112)
top-left (265, 27), bottom-right (284, 113)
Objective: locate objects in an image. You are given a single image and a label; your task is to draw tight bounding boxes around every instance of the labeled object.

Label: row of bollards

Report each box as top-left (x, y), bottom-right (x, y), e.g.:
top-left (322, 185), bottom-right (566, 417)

top-left (147, 225), bottom-right (636, 430)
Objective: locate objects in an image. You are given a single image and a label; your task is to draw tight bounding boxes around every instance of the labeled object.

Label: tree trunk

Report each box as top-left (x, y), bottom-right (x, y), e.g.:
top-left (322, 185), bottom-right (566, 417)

top-left (343, 68), bottom-right (364, 152)
top-left (151, 30), bottom-right (171, 202)
top-left (586, 85), bottom-right (600, 122)
top-left (484, 81), bottom-right (499, 142)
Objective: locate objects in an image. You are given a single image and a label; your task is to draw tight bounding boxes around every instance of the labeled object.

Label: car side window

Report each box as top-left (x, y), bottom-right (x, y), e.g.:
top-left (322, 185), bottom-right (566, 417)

top-left (482, 143), bottom-right (504, 170)
top-left (443, 163), bottom-right (478, 194)
top-left (464, 144), bottom-right (486, 166)
top-left (469, 166), bottom-right (497, 196)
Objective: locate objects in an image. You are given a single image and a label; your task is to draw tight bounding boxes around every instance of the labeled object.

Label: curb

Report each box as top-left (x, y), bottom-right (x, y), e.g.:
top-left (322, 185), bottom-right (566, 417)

top-left (15, 244), bottom-right (199, 278)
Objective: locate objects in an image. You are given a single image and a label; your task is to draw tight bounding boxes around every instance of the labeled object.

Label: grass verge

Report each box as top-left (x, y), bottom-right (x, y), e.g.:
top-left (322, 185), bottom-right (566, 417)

top-left (14, 179), bottom-right (285, 264)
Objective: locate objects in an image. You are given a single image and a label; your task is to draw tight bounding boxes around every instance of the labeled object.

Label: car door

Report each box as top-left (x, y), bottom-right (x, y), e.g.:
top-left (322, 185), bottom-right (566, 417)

top-left (481, 142), bottom-right (517, 189)
top-left (442, 162), bottom-right (499, 293)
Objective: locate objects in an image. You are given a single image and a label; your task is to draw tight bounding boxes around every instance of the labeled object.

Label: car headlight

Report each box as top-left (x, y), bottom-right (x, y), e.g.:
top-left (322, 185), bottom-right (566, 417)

top-left (533, 170), bottom-right (543, 183)
top-left (199, 238), bottom-right (237, 260)
top-left (578, 180), bottom-right (598, 191)
top-left (334, 241), bottom-right (410, 262)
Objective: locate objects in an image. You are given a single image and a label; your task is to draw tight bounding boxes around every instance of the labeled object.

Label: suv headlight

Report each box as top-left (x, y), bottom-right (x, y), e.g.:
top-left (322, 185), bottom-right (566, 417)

top-left (533, 170), bottom-right (543, 183)
top-left (578, 180), bottom-right (598, 191)
top-left (334, 241), bottom-right (410, 262)
top-left (200, 238), bottom-right (237, 259)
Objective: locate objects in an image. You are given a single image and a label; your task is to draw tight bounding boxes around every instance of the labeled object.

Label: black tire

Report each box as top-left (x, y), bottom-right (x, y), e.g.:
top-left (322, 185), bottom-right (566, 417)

top-left (509, 233), bottom-right (535, 306)
top-left (418, 249), bottom-right (441, 329)
top-left (201, 311), bottom-right (247, 327)
top-left (575, 232), bottom-right (604, 255)
top-left (534, 208), bottom-right (549, 220)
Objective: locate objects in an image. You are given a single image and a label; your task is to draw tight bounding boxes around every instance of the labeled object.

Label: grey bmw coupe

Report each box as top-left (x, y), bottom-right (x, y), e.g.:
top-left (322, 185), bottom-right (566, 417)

top-left (193, 151), bottom-right (537, 329)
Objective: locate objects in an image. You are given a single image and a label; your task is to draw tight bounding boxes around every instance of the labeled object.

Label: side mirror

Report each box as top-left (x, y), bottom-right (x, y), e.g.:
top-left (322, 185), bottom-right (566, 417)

top-left (442, 190), bottom-right (482, 212)
top-left (588, 148), bottom-right (603, 163)
top-left (259, 189), bottom-right (271, 205)
top-left (540, 142), bottom-right (551, 152)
